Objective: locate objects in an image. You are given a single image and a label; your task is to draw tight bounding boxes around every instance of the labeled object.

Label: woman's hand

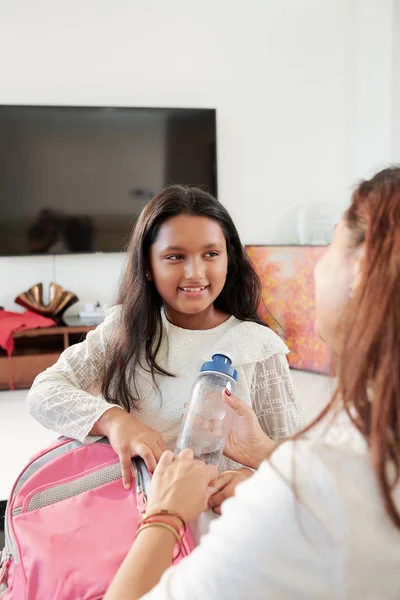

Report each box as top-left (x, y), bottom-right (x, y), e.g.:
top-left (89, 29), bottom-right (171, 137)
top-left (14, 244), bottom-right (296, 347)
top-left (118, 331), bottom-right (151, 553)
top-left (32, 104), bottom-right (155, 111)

top-left (208, 468), bottom-right (253, 515)
top-left (223, 390), bottom-right (277, 469)
top-left (93, 407), bottom-right (168, 488)
top-left (146, 449), bottom-right (219, 522)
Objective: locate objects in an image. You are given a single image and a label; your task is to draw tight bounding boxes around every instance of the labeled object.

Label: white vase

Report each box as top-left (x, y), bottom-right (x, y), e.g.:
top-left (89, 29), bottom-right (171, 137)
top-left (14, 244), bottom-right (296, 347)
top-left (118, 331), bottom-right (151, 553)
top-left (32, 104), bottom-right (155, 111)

top-left (296, 203), bottom-right (336, 245)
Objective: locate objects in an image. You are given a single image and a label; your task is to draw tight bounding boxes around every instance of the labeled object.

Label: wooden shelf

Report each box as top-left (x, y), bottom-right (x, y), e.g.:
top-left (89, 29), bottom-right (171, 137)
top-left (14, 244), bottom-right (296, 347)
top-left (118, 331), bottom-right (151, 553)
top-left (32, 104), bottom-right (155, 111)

top-left (0, 323), bottom-right (96, 390)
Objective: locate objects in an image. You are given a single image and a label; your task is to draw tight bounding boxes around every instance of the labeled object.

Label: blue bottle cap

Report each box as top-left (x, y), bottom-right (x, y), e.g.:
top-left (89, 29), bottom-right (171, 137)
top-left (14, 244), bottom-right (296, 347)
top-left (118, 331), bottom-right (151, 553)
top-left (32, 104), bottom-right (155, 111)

top-left (200, 352), bottom-right (238, 382)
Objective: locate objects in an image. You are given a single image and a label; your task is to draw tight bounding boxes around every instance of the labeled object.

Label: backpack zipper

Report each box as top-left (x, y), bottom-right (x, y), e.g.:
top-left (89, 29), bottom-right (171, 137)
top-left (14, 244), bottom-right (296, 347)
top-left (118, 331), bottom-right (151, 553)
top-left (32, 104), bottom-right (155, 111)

top-left (132, 458), bottom-right (147, 515)
top-left (4, 505), bottom-right (19, 564)
top-left (0, 550), bottom-right (11, 592)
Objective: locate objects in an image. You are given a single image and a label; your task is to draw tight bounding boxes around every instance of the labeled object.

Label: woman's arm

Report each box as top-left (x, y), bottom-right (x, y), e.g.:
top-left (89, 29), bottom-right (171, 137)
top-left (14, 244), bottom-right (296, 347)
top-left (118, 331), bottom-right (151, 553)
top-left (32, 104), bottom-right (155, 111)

top-left (208, 391), bottom-right (276, 513)
top-left (210, 356), bottom-right (301, 513)
top-left (104, 523), bottom-right (176, 599)
top-left (104, 450), bottom-right (218, 600)
top-left (106, 444), bottom-right (340, 600)
top-left (219, 355), bottom-right (300, 475)
top-left (223, 391), bottom-right (277, 470)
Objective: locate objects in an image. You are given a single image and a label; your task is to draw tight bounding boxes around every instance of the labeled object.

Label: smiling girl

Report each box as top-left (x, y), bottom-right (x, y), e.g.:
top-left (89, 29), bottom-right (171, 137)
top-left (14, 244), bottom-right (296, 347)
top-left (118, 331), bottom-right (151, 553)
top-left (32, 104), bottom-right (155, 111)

top-left (27, 185), bottom-right (300, 513)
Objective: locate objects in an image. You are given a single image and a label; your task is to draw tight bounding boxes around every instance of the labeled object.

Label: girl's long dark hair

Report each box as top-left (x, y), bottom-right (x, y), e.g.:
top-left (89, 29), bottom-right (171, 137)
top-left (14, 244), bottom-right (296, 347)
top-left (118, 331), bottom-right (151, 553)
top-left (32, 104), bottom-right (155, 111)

top-left (102, 184), bottom-right (264, 411)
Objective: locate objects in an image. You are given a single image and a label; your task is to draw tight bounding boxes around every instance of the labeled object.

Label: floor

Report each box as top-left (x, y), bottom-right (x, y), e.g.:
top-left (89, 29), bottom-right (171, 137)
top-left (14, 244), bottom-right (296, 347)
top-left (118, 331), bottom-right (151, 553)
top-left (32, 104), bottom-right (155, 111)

top-left (0, 388), bottom-right (57, 500)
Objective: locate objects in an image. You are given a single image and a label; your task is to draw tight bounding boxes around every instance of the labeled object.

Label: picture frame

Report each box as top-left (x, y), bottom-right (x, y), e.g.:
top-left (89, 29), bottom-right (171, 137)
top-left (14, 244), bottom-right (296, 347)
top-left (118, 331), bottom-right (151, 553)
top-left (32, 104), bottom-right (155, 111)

top-left (246, 245), bottom-right (331, 375)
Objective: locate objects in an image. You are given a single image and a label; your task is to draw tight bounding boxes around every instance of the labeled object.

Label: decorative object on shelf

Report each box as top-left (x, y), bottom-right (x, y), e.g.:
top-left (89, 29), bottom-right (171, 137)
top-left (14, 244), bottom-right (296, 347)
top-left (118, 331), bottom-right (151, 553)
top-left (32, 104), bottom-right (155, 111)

top-left (78, 302), bottom-right (106, 326)
top-left (296, 202), bottom-right (339, 245)
top-left (14, 282), bottom-right (79, 320)
top-left (246, 245), bottom-right (331, 375)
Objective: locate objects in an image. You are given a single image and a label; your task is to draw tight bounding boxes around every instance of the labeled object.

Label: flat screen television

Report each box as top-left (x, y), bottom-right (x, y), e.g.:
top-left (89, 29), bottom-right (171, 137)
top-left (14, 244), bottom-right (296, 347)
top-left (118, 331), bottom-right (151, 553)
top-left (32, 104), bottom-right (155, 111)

top-left (0, 105), bottom-right (217, 256)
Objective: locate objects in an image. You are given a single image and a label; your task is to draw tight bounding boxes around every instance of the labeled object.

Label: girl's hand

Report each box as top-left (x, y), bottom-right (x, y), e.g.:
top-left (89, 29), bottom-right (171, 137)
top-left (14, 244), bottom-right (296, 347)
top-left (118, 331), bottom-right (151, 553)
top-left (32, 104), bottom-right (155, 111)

top-left (146, 449), bottom-right (219, 522)
top-left (208, 468), bottom-right (253, 515)
top-left (223, 390), bottom-right (277, 469)
top-left (96, 407), bottom-right (168, 488)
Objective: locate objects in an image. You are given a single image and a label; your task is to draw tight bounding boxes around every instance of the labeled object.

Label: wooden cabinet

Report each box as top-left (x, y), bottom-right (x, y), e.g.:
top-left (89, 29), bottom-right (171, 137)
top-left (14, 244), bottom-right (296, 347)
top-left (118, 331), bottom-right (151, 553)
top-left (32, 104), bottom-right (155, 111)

top-left (0, 320), bottom-right (96, 390)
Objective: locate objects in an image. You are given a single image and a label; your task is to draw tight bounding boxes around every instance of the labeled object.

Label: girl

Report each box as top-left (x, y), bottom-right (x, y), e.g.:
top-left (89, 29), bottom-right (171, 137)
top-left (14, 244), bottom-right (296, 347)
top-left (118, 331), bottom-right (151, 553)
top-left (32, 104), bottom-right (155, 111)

top-left (27, 185), bottom-right (300, 513)
top-left (105, 167), bottom-right (400, 600)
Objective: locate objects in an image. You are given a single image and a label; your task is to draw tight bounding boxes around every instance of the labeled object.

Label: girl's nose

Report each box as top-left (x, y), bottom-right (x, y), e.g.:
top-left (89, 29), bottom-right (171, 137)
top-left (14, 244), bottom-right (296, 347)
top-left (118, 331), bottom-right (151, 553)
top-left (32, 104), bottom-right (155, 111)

top-left (185, 257), bottom-right (205, 280)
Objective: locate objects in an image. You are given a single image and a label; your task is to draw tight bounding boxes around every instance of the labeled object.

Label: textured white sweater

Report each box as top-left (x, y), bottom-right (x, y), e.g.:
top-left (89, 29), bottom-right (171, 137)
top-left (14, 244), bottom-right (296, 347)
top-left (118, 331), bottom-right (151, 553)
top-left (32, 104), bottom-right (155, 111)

top-left (27, 307), bottom-right (301, 463)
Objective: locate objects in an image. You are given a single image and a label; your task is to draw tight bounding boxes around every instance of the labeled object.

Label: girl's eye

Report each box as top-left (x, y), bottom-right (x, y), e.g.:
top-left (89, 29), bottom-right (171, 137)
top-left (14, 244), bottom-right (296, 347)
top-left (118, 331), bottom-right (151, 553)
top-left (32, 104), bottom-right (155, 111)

top-left (165, 254), bottom-right (185, 261)
top-left (204, 251), bottom-right (219, 258)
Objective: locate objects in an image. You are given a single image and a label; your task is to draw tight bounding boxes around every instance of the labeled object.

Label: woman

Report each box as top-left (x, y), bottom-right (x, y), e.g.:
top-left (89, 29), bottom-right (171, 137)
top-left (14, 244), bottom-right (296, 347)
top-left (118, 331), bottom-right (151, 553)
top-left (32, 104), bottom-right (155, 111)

top-left (105, 167), bottom-right (400, 599)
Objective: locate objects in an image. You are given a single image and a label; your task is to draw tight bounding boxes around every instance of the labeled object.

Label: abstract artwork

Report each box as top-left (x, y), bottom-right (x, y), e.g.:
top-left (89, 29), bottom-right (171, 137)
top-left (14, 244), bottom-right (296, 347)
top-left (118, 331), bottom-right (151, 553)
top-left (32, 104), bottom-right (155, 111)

top-left (246, 245), bottom-right (331, 375)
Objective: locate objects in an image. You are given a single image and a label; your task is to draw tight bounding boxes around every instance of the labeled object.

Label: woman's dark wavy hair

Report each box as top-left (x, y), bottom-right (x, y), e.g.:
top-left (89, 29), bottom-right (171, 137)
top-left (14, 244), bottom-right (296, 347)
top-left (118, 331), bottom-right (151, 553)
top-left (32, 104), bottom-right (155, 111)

top-left (102, 184), bottom-right (265, 411)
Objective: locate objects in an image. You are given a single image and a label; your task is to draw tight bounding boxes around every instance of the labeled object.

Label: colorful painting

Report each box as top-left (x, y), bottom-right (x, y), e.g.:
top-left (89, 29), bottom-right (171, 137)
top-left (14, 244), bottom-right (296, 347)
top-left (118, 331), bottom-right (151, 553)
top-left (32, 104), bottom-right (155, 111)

top-left (246, 245), bottom-right (331, 375)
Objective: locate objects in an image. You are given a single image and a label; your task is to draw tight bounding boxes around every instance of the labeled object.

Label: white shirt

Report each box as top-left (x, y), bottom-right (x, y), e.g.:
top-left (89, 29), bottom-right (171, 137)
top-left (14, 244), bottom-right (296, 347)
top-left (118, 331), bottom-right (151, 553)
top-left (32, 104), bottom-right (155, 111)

top-left (27, 307), bottom-right (301, 471)
top-left (142, 417), bottom-right (400, 600)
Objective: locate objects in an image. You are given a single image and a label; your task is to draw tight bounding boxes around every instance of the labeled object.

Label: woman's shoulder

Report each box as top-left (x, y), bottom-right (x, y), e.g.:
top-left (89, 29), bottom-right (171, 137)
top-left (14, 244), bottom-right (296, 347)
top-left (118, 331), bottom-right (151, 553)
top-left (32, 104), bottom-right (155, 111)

top-left (208, 317), bottom-right (289, 366)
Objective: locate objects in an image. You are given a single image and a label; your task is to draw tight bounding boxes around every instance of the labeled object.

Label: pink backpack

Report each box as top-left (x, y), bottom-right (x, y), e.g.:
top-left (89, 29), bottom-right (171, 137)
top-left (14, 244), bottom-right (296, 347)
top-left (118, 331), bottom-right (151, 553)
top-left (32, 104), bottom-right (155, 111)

top-left (0, 437), bottom-right (193, 599)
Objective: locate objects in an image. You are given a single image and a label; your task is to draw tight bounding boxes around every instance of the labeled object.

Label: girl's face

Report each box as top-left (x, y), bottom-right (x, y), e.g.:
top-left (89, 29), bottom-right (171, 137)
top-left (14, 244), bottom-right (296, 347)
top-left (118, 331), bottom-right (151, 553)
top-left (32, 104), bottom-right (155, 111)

top-left (314, 218), bottom-right (361, 347)
top-left (149, 214), bottom-right (228, 326)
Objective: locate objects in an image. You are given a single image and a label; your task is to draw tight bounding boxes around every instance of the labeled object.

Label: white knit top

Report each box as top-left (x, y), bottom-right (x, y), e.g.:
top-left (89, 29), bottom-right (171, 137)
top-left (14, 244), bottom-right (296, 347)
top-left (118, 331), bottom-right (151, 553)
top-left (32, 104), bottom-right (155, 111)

top-left (27, 307), bottom-right (301, 469)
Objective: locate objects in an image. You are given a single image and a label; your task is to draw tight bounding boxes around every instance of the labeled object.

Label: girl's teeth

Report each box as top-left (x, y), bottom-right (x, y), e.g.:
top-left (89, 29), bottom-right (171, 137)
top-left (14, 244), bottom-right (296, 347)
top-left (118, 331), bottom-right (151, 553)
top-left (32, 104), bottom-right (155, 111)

top-left (182, 287), bottom-right (205, 292)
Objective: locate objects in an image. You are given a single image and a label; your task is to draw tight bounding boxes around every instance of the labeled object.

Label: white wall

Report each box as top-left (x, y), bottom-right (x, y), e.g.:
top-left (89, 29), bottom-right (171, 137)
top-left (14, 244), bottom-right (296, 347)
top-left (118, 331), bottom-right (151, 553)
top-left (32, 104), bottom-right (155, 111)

top-left (0, 0), bottom-right (397, 496)
top-left (349, 0), bottom-right (394, 179)
top-left (393, 0), bottom-right (400, 163)
top-left (0, 0), bottom-right (396, 311)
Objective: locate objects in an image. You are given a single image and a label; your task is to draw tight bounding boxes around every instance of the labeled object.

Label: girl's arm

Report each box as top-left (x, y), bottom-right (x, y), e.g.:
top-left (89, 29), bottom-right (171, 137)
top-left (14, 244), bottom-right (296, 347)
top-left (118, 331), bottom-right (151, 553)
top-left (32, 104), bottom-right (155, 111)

top-left (26, 308), bottom-right (122, 441)
top-left (252, 352), bottom-right (302, 441)
top-left (26, 307), bottom-right (121, 441)
top-left (27, 306), bottom-right (167, 483)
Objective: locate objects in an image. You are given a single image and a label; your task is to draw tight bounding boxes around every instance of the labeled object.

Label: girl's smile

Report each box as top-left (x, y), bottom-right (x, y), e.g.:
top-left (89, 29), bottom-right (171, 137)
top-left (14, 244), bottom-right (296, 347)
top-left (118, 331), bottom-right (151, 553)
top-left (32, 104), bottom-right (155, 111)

top-left (178, 285), bottom-right (210, 297)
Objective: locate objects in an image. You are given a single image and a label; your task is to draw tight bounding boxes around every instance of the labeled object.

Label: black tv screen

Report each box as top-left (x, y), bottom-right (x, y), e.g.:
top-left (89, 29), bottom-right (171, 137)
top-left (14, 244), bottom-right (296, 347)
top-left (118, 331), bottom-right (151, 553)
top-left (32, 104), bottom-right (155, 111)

top-left (0, 106), bottom-right (217, 256)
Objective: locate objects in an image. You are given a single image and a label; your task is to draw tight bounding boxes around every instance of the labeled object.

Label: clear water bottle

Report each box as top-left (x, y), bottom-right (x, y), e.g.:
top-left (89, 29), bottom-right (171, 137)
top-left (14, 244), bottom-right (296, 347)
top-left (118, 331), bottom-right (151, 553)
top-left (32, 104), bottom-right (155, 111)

top-left (175, 353), bottom-right (238, 466)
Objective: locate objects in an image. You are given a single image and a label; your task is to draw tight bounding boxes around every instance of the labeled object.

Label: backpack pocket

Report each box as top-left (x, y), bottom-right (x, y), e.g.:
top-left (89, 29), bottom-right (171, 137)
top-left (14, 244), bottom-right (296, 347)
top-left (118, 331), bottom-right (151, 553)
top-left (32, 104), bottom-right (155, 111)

top-left (13, 473), bottom-right (138, 600)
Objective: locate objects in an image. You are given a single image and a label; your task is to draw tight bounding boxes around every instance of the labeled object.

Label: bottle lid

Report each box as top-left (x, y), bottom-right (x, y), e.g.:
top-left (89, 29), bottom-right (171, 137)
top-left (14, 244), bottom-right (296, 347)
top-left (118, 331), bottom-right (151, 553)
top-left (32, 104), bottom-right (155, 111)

top-left (200, 352), bottom-right (238, 382)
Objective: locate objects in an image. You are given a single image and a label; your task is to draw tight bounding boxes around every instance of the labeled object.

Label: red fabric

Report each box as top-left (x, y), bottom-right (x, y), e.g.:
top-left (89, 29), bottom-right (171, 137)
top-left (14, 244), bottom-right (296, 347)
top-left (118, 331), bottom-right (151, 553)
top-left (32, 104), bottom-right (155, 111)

top-left (0, 310), bottom-right (56, 355)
